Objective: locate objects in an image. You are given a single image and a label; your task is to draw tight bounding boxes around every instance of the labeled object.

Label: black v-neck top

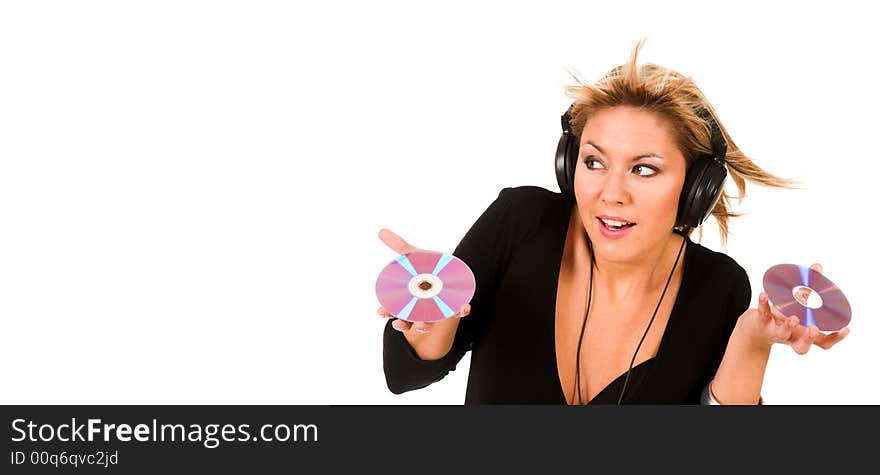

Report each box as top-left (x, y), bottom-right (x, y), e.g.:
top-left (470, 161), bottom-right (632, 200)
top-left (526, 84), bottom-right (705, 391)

top-left (382, 186), bottom-right (752, 404)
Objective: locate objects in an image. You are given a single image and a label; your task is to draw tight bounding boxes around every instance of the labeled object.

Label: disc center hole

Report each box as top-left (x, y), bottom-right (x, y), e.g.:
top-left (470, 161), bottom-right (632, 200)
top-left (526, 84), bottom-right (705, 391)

top-left (792, 285), bottom-right (823, 309)
top-left (419, 281), bottom-right (432, 291)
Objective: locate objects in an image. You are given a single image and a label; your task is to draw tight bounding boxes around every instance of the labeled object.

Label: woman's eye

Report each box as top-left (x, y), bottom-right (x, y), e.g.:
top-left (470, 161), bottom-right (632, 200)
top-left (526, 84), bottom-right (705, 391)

top-left (633, 164), bottom-right (658, 177)
top-left (582, 157), bottom-right (604, 169)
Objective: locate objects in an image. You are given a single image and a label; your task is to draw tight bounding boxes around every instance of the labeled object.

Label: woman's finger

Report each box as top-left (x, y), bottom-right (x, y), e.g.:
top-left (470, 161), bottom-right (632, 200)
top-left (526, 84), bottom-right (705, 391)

top-left (794, 286), bottom-right (811, 305)
top-left (758, 293), bottom-right (772, 320)
top-left (810, 263), bottom-right (823, 273)
top-left (378, 228), bottom-right (420, 255)
top-left (458, 303), bottom-right (471, 318)
top-left (759, 292), bottom-right (785, 324)
top-left (768, 300), bottom-right (788, 322)
top-left (814, 327), bottom-right (850, 350)
top-left (412, 321), bottom-right (435, 334)
top-left (768, 314), bottom-right (793, 344)
top-left (391, 319), bottom-right (412, 332)
top-left (793, 325), bottom-right (820, 354)
top-left (377, 307), bottom-right (394, 318)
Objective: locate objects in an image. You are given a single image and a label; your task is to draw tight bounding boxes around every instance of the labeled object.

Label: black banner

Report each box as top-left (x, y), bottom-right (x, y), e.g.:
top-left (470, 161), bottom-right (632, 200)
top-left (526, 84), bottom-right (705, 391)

top-left (2, 405), bottom-right (875, 473)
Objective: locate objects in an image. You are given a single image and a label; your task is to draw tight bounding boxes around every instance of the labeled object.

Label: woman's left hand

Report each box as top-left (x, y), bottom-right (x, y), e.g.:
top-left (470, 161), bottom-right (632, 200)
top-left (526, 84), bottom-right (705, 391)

top-left (736, 263), bottom-right (850, 354)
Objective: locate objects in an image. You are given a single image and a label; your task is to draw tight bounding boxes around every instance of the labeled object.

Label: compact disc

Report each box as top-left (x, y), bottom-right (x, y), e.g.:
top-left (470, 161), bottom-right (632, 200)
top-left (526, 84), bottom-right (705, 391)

top-left (762, 264), bottom-right (851, 331)
top-left (375, 250), bottom-right (475, 323)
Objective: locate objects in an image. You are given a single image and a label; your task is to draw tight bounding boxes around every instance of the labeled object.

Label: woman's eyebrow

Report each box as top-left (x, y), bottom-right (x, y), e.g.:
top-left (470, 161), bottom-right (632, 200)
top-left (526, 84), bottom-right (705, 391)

top-left (583, 140), bottom-right (665, 161)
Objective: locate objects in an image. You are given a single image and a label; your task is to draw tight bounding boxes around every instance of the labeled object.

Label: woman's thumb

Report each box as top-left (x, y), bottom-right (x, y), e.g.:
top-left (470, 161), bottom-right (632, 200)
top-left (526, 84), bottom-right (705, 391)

top-left (378, 228), bottom-right (418, 255)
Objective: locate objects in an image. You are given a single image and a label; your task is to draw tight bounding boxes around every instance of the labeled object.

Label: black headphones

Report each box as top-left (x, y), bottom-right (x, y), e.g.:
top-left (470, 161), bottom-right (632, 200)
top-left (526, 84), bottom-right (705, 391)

top-left (555, 103), bottom-right (729, 229)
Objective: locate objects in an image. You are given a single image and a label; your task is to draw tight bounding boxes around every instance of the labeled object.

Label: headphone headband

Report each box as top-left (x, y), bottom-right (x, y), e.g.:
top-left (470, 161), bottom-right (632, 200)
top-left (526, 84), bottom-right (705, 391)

top-left (695, 107), bottom-right (727, 165)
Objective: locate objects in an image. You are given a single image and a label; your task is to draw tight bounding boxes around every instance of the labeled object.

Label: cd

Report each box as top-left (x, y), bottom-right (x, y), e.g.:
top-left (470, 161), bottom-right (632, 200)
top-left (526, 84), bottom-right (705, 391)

top-left (762, 263), bottom-right (851, 332)
top-left (375, 250), bottom-right (476, 323)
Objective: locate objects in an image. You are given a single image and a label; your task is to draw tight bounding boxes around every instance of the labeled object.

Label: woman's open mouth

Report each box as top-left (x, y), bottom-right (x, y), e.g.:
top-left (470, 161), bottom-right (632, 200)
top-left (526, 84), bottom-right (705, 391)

top-left (597, 216), bottom-right (636, 238)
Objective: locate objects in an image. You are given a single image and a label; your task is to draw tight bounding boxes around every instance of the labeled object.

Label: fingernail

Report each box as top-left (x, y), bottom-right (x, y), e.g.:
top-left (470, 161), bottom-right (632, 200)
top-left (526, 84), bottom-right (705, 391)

top-left (415, 327), bottom-right (429, 333)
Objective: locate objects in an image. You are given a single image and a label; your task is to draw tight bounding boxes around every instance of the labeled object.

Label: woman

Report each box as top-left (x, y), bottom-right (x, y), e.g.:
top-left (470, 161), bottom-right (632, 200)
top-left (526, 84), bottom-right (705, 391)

top-left (376, 41), bottom-right (850, 404)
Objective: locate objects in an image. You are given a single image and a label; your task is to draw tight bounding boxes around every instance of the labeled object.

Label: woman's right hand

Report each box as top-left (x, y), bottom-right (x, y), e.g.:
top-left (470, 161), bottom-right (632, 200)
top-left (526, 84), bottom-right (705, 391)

top-left (377, 228), bottom-right (471, 334)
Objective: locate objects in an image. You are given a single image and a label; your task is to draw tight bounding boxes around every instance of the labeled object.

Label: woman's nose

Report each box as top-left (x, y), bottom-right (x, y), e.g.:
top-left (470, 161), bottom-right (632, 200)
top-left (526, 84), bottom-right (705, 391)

top-left (599, 171), bottom-right (630, 205)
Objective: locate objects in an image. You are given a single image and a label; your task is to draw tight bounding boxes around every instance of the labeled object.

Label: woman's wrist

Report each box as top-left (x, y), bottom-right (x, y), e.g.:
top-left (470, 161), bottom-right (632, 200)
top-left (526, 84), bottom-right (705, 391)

top-left (733, 315), bottom-right (774, 353)
top-left (401, 317), bottom-right (460, 361)
top-left (701, 380), bottom-right (764, 405)
top-left (710, 319), bottom-right (772, 404)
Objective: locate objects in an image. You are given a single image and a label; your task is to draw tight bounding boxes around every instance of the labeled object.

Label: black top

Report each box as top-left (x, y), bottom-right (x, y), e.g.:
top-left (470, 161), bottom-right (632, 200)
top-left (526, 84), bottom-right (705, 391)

top-left (383, 186), bottom-right (751, 404)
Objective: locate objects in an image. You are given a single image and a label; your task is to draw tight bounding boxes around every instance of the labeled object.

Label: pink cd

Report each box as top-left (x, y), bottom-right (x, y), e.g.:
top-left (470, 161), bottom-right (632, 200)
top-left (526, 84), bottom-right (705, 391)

top-left (375, 250), bottom-right (476, 322)
top-left (763, 263), bottom-right (851, 332)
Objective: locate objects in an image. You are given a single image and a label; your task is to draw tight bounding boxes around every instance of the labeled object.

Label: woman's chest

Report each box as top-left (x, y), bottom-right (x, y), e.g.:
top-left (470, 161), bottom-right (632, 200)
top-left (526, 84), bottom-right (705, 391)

top-left (554, 263), bottom-right (680, 404)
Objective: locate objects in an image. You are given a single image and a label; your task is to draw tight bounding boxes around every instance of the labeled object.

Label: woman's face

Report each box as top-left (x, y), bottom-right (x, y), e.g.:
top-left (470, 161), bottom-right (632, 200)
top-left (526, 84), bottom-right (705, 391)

top-left (574, 106), bottom-right (687, 264)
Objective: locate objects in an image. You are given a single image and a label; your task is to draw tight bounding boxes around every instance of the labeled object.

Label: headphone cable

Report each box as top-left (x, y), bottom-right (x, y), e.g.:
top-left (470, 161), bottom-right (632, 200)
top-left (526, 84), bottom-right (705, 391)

top-left (573, 231), bottom-right (688, 405)
top-left (574, 256), bottom-right (593, 405)
top-left (616, 233), bottom-right (687, 405)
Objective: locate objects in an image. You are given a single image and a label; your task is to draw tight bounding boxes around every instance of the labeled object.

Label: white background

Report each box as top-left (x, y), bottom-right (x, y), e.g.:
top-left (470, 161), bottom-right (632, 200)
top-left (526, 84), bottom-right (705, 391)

top-left (1, 1), bottom-right (876, 404)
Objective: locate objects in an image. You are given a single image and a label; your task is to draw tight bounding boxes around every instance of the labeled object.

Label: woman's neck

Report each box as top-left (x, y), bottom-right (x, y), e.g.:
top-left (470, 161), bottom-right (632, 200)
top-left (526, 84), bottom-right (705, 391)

top-left (592, 234), bottom-right (683, 303)
top-left (572, 207), bottom-right (684, 303)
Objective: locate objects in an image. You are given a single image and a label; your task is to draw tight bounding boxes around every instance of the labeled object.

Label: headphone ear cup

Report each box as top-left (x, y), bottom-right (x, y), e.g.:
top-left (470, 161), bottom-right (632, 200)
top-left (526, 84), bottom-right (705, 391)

top-left (555, 129), bottom-right (577, 197)
top-left (677, 156), bottom-right (727, 228)
top-left (565, 134), bottom-right (579, 194)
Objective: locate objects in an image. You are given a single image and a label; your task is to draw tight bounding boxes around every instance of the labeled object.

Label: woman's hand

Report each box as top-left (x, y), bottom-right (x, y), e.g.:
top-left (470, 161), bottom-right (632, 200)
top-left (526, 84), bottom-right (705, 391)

top-left (376, 228), bottom-right (471, 334)
top-left (736, 263), bottom-right (850, 354)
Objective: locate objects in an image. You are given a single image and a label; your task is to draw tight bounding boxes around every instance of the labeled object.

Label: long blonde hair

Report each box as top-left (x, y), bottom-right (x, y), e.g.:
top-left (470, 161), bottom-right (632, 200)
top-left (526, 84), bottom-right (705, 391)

top-left (564, 39), bottom-right (797, 245)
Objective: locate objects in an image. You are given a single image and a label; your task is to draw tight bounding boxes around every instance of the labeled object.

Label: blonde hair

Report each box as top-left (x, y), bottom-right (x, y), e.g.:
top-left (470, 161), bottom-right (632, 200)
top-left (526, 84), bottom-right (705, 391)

top-left (563, 39), bottom-right (797, 246)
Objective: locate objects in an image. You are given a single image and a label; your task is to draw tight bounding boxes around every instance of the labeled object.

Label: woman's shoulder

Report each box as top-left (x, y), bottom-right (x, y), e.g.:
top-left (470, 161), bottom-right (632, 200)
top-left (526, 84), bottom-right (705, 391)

top-left (492, 185), bottom-right (570, 232)
top-left (494, 185), bottom-right (569, 218)
top-left (685, 238), bottom-right (750, 294)
top-left (459, 186), bottom-right (567, 248)
top-left (496, 185), bottom-right (566, 204)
